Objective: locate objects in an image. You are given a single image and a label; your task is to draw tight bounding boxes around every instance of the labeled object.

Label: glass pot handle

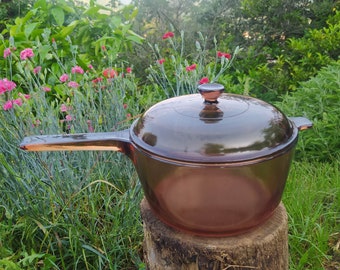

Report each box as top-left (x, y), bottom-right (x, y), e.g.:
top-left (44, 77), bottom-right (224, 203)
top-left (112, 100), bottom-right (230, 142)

top-left (19, 129), bottom-right (131, 153)
top-left (198, 83), bottom-right (225, 103)
top-left (288, 117), bottom-right (313, 131)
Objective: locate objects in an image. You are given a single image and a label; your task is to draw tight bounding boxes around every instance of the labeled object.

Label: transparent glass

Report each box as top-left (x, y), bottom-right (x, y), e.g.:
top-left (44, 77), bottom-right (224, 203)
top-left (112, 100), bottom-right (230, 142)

top-left (134, 147), bottom-right (294, 236)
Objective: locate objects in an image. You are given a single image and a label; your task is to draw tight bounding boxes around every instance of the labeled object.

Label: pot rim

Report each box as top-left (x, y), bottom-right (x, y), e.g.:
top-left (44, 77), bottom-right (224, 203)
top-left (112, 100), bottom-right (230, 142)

top-left (130, 122), bottom-right (299, 166)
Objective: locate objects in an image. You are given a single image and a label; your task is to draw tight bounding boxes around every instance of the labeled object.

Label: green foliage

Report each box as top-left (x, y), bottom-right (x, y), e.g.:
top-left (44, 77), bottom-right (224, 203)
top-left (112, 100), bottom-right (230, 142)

top-left (194, 0), bottom-right (243, 46)
top-left (230, 11), bottom-right (340, 101)
top-left (147, 31), bottom-right (240, 97)
top-left (0, 11), bottom-right (144, 266)
top-left (0, 1), bottom-right (339, 269)
top-left (285, 11), bottom-right (340, 88)
top-left (284, 160), bottom-right (340, 269)
top-left (131, 1), bottom-right (339, 101)
top-left (0, 141), bottom-right (144, 269)
top-left (0, 86), bottom-right (144, 269)
top-left (240, 0), bottom-right (337, 43)
top-left (0, 0), bottom-right (35, 33)
top-left (0, 0), bottom-right (143, 80)
top-left (277, 61), bottom-right (340, 161)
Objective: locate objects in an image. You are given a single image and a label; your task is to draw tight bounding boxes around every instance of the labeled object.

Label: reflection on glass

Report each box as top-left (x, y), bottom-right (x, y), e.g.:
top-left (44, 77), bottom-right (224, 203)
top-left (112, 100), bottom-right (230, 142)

top-left (199, 104), bottom-right (224, 123)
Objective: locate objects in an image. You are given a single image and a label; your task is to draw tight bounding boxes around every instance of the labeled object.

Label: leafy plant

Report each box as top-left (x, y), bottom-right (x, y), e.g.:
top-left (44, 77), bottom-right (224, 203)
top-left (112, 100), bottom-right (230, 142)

top-left (147, 30), bottom-right (240, 97)
top-left (277, 61), bottom-right (340, 161)
top-left (0, 14), bottom-right (144, 268)
top-left (0, 0), bottom-right (143, 81)
top-left (224, 10), bottom-right (340, 102)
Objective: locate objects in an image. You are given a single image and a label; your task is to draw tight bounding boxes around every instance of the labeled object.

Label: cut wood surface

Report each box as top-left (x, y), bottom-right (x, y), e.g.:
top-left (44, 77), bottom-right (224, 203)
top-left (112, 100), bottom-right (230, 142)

top-left (141, 198), bottom-right (288, 270)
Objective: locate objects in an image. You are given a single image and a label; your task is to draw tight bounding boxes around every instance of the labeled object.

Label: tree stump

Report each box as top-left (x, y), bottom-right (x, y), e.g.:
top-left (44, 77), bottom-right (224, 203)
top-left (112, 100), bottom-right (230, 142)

top-left (141, 198), bottom-right (288, 270)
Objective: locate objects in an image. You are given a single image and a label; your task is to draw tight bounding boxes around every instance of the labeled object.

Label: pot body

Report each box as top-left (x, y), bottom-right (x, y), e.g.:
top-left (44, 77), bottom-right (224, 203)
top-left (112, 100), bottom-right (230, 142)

top-left (134, 145), bottom-right (294, 236)
top-left (19, 83), bottom-right (312, 236)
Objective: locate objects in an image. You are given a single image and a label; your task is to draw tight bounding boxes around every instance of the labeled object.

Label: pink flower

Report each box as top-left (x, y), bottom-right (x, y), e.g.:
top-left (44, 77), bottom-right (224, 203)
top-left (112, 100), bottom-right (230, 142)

top-left (71, 66), bottom-right (84, 74)
top-left (162, 32), bottom-right (174, 39)
top-left (33, 66), bottom-right (42, 74)
top-left (60, 104), bottom-right (67, 112)
top-left (0, 78), bottom-right (16, 94)
top-left (103, 68), bottom-right (118, 78)
top-left (126, 67), bottom-right (132, 73)
top-left (199, 77), bottom-right (209, 84)
top-left (101, 45), bottom-right (106, 51)
top-left (92, 77), bottom-right (103, 84)
top-left (67, 81), bottom-right (79, 88)
top-left (157, 59), bottom-right (165, 65)
top-left (123, 103), bottom-right (128, 109)
top-left (186, 64), bottom-right (197, 72)
top-left (3, 48), bottom-right (11, 58)
top-left (3, 100), bottom-right (13, 110)
top-left (59, 74), bottom-right (69, 82)
top-left (217, 51), bottom-right (231, 59)
top-left (19, 92), bottom-right (31, 99)
top-left (65, 114), bottom-right (73, 121)
top-left (88, 64), bottom-right (93, 69)
top-left (42, 86), bottom-right (51, 92)
top-left (13, 98), bottom-right (23, 106)
top-left (60, 104), bottom-right (72, 112)
top-left (20, 48), bottom-right (34, 60)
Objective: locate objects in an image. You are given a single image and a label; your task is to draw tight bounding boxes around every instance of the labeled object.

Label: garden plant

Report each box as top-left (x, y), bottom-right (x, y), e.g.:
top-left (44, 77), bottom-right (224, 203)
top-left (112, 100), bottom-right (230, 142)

top-left (0, 0), bottom-right (339, 269)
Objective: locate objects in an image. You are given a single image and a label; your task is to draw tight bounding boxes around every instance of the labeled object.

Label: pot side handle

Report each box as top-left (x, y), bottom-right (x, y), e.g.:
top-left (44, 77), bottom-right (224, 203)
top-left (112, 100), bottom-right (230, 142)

top-left (19, 129), bottom-right (133, 156)
top-left (288, 117), bottom-right (313, 131)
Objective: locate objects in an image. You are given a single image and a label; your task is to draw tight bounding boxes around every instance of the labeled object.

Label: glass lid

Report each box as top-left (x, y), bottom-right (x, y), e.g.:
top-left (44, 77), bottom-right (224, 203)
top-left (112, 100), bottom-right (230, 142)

top-left (131, 83), bottom-right (296, 163)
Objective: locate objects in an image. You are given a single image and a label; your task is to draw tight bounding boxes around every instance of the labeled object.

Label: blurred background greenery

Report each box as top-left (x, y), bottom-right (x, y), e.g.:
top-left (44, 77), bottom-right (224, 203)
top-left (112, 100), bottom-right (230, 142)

top-left (0, 0), bottom-right (339, 269)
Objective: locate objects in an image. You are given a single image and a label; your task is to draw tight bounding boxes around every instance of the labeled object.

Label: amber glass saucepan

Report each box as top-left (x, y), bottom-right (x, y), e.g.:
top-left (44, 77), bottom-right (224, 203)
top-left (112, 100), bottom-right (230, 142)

top-left (20, 83), bottom-right (312, 236)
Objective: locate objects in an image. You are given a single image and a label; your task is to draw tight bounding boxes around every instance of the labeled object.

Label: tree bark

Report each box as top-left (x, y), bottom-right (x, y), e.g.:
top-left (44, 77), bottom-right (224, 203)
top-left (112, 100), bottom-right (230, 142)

top-left (141, 198), bottom-right (288, 270)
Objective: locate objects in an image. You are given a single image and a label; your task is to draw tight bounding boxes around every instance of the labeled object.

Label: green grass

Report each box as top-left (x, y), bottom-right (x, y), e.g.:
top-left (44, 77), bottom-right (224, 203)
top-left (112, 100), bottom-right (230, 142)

top-left (0, 155), bottom-right (142, 269)
top-left (0, 150), bottom-right (144, 269)
top-left (284, 159), bottom-right (340, 269)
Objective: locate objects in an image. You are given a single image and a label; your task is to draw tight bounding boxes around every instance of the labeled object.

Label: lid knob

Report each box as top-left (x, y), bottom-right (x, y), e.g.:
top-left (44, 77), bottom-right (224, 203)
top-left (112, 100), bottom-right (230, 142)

top-left (198, 83), bottom-right (225, 103)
